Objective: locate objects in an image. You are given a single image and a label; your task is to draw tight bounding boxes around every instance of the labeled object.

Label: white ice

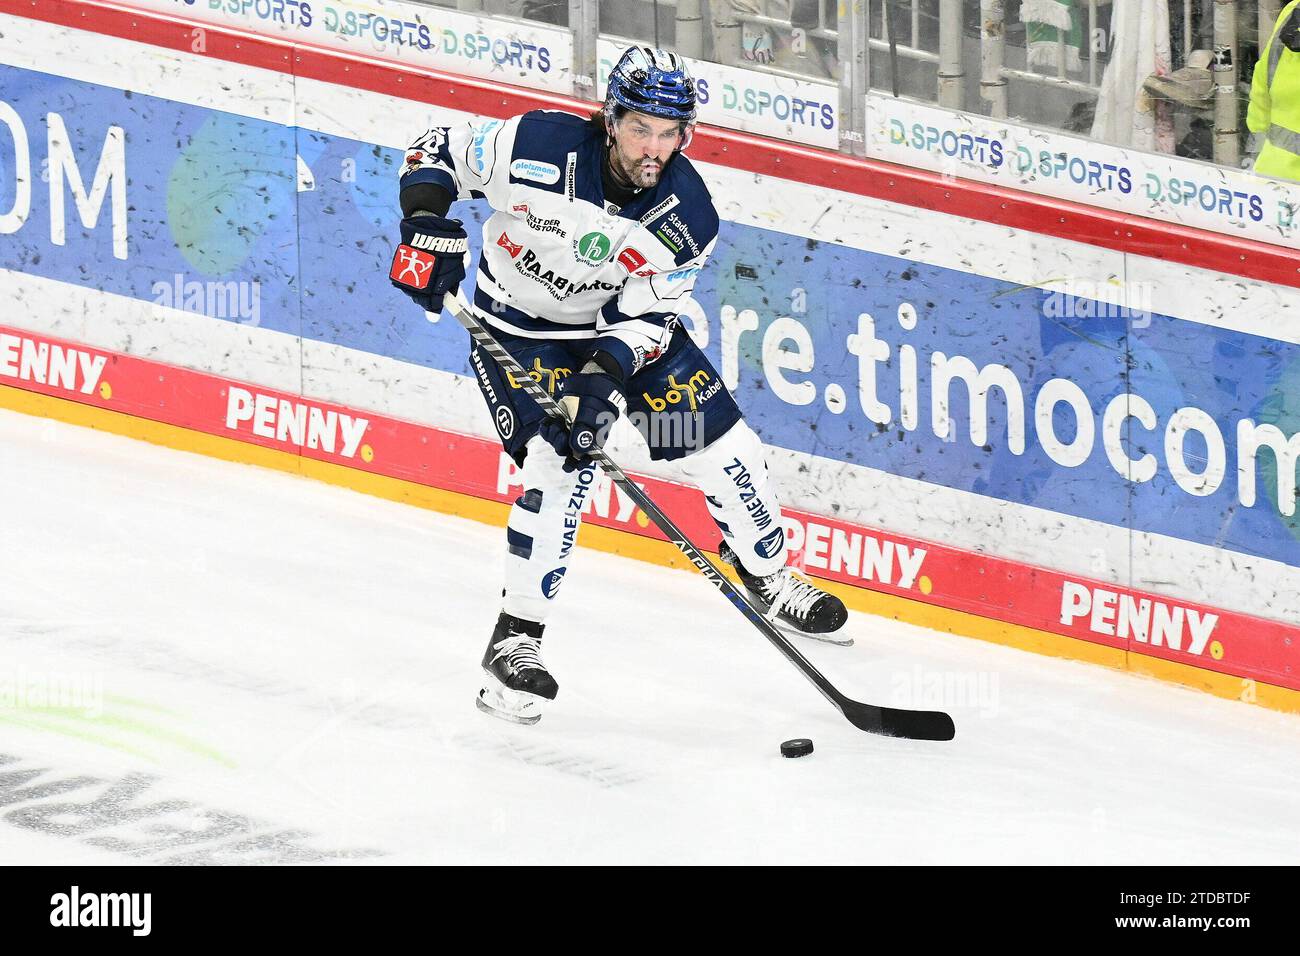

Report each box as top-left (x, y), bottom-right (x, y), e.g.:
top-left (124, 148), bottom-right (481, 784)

top-left (1, 406), bottom-right (1298, 865)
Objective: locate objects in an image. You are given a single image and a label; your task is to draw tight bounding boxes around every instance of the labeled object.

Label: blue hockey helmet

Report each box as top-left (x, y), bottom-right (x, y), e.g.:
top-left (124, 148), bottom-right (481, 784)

top-left (605, 46), bottom-right (698, 126)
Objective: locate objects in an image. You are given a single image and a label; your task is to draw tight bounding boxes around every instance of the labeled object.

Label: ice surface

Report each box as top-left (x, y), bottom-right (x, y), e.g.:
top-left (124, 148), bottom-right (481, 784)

top-left (1, 407), bottom-right (1298, 864)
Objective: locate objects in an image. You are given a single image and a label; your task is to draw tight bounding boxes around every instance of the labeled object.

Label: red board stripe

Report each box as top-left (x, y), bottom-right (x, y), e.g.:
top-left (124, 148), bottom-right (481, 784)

top-left (7, 0), bottom-right (1298, 288)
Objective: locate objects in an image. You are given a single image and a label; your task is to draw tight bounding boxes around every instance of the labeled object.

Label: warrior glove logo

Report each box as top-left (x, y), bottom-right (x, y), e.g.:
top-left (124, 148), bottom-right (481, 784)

top-left (409, 233), bottom-right (468, 254)
top-left (390, 246), bottom-right (436, 289)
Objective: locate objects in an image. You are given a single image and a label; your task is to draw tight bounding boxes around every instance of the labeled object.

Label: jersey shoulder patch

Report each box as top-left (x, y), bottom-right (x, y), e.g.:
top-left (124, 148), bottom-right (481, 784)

top-left (509, 110), bottom-right (595, 193)
top-left (639, 157), bottom-right (719, 266)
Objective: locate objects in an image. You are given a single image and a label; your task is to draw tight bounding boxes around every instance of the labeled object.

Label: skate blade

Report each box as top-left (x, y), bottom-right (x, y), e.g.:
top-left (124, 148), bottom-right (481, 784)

top-left (475, 672), bottom-right (548, 725)
top-left (774, 621), bottom-right (854, 646)
top-left (475, 694), bottom-right (542, 725)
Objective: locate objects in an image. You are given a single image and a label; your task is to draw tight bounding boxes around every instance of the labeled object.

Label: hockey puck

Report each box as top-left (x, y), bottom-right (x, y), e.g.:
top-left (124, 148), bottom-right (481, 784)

top-left (780, 738), bottom-right (814, 758)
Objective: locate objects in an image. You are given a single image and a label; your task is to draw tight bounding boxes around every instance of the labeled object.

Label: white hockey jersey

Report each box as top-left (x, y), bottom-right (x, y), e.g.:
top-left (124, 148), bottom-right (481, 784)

top-left (400, 109), bottom-right (719, 377)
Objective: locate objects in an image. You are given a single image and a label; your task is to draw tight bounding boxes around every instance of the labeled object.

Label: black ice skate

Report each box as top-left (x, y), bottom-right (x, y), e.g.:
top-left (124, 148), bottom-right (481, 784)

top-left (719, 542), bottom-right (851, 645)
top-left (476, 612), bottom-right (559, 725)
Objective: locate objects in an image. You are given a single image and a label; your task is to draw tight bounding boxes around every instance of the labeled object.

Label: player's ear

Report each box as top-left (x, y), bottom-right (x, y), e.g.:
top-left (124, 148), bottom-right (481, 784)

top-left (679, 123), bottom-right (695, 152)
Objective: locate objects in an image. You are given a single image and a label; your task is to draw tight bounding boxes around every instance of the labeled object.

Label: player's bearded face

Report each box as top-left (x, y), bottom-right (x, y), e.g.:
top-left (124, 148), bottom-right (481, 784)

top-left (608, 113), bottom-right (686, 189)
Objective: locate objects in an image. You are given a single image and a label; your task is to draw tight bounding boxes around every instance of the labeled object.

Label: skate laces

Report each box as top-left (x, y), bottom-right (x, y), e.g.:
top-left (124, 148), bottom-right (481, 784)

top-left (764, 570), bottom-right (823, 621)
top-left (493, 633), bottom-right (545, 672)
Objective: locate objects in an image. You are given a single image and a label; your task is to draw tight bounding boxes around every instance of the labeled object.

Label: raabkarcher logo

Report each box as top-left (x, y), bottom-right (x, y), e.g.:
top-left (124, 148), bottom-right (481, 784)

top-left (514, 249), bottom-right (619, 301)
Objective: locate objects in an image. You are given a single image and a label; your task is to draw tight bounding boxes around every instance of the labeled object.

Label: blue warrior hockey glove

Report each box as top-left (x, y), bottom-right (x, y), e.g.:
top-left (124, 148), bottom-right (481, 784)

top-left (390, 214), bottom-right (468, 313)
top-left (539, 356), bottom-right (625, 472)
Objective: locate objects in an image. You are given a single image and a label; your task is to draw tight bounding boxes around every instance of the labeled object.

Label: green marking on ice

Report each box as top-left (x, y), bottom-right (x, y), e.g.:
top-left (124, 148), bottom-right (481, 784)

top-left (0, 705), bottom-right (235, 767)
top-left (0, 712), bottom-right (157, 761)
top-left (92, 712), bottom-right (236, 767)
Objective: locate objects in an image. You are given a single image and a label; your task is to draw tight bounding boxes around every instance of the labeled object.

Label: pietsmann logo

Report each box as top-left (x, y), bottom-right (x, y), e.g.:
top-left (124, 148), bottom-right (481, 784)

top-left (510, 158), bottom-right (560, 184)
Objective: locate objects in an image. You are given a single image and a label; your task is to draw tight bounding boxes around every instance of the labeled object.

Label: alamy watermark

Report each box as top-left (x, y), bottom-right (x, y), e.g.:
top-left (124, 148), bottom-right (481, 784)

top-left (890, 665), bottom-right (1000, 718)
top-left (584, 407), bottom-right (707, 457)
top-left (0, 669), bottom-right (104, 719)
top-left (50, 886), bottom-right (150, 936)
top-left (151, 273), bottom-right (261, 326)
top-left (629, 408), bottom-right (706, 455)
top-left (1040, 279), bottom-right (1154, 328)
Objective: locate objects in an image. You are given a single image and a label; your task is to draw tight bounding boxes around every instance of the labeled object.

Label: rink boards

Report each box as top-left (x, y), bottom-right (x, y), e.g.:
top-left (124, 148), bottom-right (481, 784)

top-left (2, 0), bottom-right (1300, 709)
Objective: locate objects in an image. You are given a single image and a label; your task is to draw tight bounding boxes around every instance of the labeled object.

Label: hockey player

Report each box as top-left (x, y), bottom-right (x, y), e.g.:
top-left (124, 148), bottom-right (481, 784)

top-left (392, 46), bottom-right (848, 724)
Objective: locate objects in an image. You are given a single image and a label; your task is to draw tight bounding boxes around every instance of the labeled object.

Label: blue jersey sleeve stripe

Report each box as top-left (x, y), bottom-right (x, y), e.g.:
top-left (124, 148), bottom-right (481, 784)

top-left (589, 336), bottom-right (637, 381)
top-left (600, 300), bottom-right (675, 329)
top-left (399, 167), bottom-right (457, 194)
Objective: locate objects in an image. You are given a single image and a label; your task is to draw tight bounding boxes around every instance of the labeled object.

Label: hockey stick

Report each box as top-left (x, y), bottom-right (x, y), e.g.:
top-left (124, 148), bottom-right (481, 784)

top-left (444, 291), bottom-right (955, 742)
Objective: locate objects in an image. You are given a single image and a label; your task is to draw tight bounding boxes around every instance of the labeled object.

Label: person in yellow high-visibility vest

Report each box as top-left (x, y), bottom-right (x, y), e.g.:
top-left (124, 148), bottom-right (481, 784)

top-left (1249, 0), bottom-right (1300, 181)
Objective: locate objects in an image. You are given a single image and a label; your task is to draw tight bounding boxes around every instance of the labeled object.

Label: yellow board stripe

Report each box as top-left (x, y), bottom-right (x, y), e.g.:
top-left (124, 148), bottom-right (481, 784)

top-left (5, 381), bottom-right (1299, 716)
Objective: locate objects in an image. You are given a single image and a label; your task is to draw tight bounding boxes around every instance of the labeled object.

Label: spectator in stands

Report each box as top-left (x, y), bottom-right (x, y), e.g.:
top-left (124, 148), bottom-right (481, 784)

top-left (724, 0), bottom-right (837, 78)
top-left (479, 0), bottom-right (567, 26)
top-left (1248, 0), bottom-right (1300, 182)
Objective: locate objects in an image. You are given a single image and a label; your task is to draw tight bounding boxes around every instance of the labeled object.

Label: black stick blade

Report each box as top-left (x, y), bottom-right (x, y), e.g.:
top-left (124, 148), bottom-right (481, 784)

top-left (840, 699), bottom-right (956, 741)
